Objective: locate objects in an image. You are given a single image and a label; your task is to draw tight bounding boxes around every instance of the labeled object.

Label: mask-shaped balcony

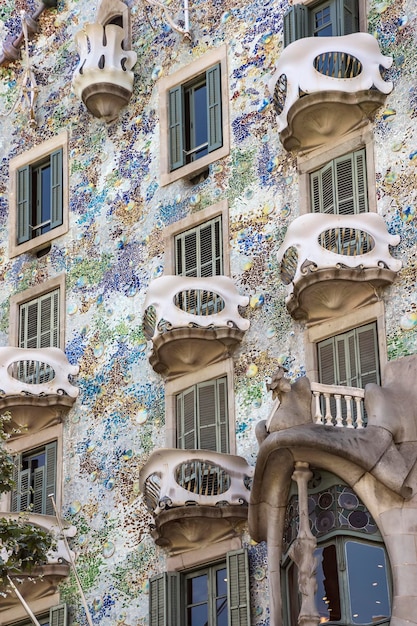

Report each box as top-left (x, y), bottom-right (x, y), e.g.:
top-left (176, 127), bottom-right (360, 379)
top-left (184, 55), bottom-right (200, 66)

top-left (0, 513), bottom-right (75, 612)
top-left (268, 33), bottom-right (393, 152)
top-left (72, 22), bottom-right (137, 122)
top-left (0, 347), bottom-right (79, 436)
top-left (277, 212), bottom-right (401, 323)
top-left (143, 275), bottom-right (250, 379)
top-left (139, 449), bottom-right (253, 554)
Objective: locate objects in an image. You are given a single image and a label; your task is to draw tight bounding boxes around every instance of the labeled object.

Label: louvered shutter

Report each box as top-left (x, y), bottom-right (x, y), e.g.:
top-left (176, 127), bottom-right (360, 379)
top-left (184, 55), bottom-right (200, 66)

top-left (50, 148), bottom-right (63, 230)
top-left (283, 5), bottom-right (309, 46)
top-left (17, 165), bottom-right (31, 244)
top-left (19, 467), bottom-right (31, 512)
top-left (11, 454), bottom-right (21, 512)
top-left (335, 151), bottom-right (367, 215)
top-left (338, 0), bottom-right (359, 34)
top-left (311, 162), bottom-right (335, 214)
top-left (227, 549), bottom-right (251, 626)
top-left (169, 85), bottom-right (184, 171)
top-left (198, 380), bottom-right (218, 452)
top-left (336, 333), bottom-right (349, 386)
top-left (33, 465), bottom-right (45, 514)
top-left (50, 603), bottom-right (68, 626)
top-left (45, 441), bottom-right (57, 515)
top-left (149, 572), bottom-right (180, 626)
top-left (217, 377), bottom-right (229, 454)
top-left (318, 338), bottom-right (337, 385)
top-left (207, 64), bottom-right (222, 153)
top-left (347, 330), bottom-right (358, 387)
top-left (19, 289), bottom-right (59, 350)
top-left (356, 324), bottom-right (380, 387)
top-left (175, 216), bottom-right (223, 278)
top-left (177, 386), bottom-right (197, 449)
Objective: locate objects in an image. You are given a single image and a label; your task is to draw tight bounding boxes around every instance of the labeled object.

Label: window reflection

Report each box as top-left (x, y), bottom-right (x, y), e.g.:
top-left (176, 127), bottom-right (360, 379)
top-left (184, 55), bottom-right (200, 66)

top-left (346, 542), bottom-right (390, 624)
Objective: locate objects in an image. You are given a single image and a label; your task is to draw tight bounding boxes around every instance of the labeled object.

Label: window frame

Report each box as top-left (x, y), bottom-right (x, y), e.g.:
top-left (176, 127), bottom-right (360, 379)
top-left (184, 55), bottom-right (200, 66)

top-left (9, 132), bottom-right (69, 257)
top-left (297, 128), bottom-right (377, 216)
top-left (11, 440), bottom-right (58, 516)
top-left (165, 359), bottom-right (236, 455)
top-left (9, 275), bottom-right (66, 350)
top-left (5, 604), bottom-right (68, 626)
top-left (159, 45), bottom-right (229, 186)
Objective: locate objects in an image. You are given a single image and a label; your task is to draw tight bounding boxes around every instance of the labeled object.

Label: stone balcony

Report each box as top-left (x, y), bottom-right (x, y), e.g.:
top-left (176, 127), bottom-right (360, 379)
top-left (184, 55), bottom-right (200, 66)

top-left (268, 32), bottom-right (393, 152)
top-left (277, 212), bottom-right (401, 323)
top-left (139, 449), bottom-right (254, 554)
top-left (143, 275), bottom-right (250, 379)
top-left (0, 347), bottom-right (79, 436)
top-left (0, 513), bottom-right (76, 611)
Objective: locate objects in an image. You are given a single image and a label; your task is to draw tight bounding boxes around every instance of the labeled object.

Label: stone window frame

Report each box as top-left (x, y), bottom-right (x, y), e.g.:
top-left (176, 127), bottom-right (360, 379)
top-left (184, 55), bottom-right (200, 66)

top-left (9, 131), bottom-right (69, 258)
top-left (163, 200), bottom-right (230, 276)
top-left (165, 358), bottom-right (236, 455)
top-left (159, 45), bottom-right (230, 186)
top-left (9, 275), bottom-right (66, 349)
top-left (297, 126), bottom-right (377, 216)
top-left (304, 301), bottom-right (388, 385)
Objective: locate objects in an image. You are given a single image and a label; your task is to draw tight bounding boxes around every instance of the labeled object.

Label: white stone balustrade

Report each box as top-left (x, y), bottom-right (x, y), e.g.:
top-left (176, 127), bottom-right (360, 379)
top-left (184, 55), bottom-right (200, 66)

top-left (72, 23), bottom-right (137, 120)
top-left (140, 449), bottom-right (254, 515)
top-left (268, 32), bottom-right (393, 132)
top-left (310, 382), bottom-right (365, 429)
top-left (0, 347), bottom-right (79, 398)
top-left (143, 275), bottom-right (250, 341)
top-left (278, 212), bottom-right (401, 288)
top-left (0, 512), bottom-right (76, 564)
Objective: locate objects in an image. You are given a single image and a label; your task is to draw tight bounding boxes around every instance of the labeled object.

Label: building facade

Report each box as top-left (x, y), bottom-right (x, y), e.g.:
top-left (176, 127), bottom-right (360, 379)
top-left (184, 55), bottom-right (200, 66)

top-left (0, 0), bottom-right (416, 625)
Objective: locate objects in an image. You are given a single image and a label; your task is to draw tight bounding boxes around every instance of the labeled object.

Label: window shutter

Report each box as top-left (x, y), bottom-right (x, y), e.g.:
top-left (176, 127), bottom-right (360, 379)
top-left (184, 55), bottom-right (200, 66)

top-left (227, 549), bottom-right (251, 626)
top-left (283, 5), bottom-right (309, 46)
top-left (198, 380), bottom-right (218, 452)
top-left (39, 289), bottom-right (60, 348)
top-left (353, 149), bottom-right (368, 213)
top-left (318, 337), bottom-right (337, 385)
top-left (177, 386), bottom-right (197, 449)
top-left (33, 465), bottom-right (45, 514)
top-left (50, 603), bottom-right (68, 626)
top-left (149, 572), bottom-right (180, 626)
top-left (169, 86), bottom-right (184, 171)
top-left (311, 162), bottom-right (335, 214)
top-left (17, 165), bottom-right (31, 244)
top-left (337, 0), bottom-right (359, 35)
top-left (356, 323), bottom-right (380, 387)
top-left (175, 216), bottom-right (223, 279)
top-left (11, 454), bottom-right (21, 512)
top-left (336, 333), bottom-right (349, 386)
top-left (217, 377), bottom-right (229, 454)
top-left (19, 467), bottom-right (31, 512)
top-left (45, 441), bottom-right (57, 515)
top-left (50, 148), bottom-right (63, 230)
top-left (206, 64), bottom-right (222, 153)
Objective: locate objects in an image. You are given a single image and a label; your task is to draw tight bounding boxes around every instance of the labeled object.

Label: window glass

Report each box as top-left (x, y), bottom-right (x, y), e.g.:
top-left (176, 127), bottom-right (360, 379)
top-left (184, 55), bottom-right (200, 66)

top-left (315, 543), bottom-right (342, 621)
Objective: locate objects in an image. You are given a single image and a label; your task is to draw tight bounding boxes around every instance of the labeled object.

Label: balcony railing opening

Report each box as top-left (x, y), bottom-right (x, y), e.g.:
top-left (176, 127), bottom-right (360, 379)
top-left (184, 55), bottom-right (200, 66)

top-left (318, 228), bottom-right (374, 256)
top-left (8, 360), bottom-right (56, 385)
top-left (143, 472), bottom-right (162, 512)
top-left (175, 460), bottom-right (231, 497)
top-left (311, 382), bottom-right (366, 429)
top-left (313, 52), bottom-right (363, 79)
top-left (280, 245), bottom-right (298, 285)
top-left (174, 289), bottom-right (225, 317)
top-left (273, 74), bottom-right (287, 115)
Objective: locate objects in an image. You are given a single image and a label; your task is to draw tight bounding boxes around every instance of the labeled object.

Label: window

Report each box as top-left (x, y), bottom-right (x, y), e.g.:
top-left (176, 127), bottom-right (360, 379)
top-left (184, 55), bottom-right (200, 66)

top-left (10, 605), bottom-right (68, 626)
top-left (11, 441), bottom-right (57, 516)
top-left (310, 149), bottom-right (367, 215)
top-left (175, 215), bottom-right (223, 278)
top-left (283, 472), bottom-right (391, 626)
top-left (149, 549), bottom-right (251, 626)
top-left (176, 378), bottom-right (229, 453)
top-left (9, 132), bottom-right (68, 257)
top-left (283, 0), bottom-right (359, 46)
top-left (159, 46), bottom-right (229, 185)
top-left (317, 322), bottom-right (380, 389)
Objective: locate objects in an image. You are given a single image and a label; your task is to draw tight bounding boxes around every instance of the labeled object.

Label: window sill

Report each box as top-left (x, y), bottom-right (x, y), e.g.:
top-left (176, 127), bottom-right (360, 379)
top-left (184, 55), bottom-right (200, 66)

top-left (160, 145), bottom-right (229, 187)
top-left (9, 222), bottom-right (68, 258)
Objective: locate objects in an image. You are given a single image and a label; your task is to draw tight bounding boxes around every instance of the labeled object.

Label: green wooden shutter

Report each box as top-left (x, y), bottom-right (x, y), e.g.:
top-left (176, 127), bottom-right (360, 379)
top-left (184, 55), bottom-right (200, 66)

top-left (169, 85), bottom-right (184, 171)
top-left (318, 337), bottom-right (337, 385)
top-left (50, 148), bottom-right (63, 230)
top-left (177, 386), bottom-right (197, 449)
top-left (45, 440), bottom-right (57, 515)
top-left (283, 5), bottom-right (309, 46)
top-left (17, 164), bottom-right (31, 244)
top-left (227, 549), bottom-right (251, 626)
top-left (198, 380), bottom-right (219, 452)
top-left (337, 0), bottom-right (359, 34)
top-left (19, 467), bottom-right (31, 512)
top-left (206, 64), bottom-right (222, 153)
top-left (356, 323), bottom-right (380, 387)
top-left (33, 465), bottom-right (45, 514)
top-left (149, 572), bottom-right (180, 626)
top-left (311, 161), bottom-right (335, 214)
top-left (19, 289), bottom-right (60, 351)
top-left (50, 603), bottom-right (68, 626)
top-left (334, 150), bottom-right (367, 215)
top-left (11, 454), bottom-right (21, 512)
top-left (175, 216), bottom-right (223, 278)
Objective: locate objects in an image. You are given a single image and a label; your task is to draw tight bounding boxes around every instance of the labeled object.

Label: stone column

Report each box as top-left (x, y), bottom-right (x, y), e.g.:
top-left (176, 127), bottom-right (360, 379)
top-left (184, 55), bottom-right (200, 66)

top-left (288, 461), bottom-right (319, 626)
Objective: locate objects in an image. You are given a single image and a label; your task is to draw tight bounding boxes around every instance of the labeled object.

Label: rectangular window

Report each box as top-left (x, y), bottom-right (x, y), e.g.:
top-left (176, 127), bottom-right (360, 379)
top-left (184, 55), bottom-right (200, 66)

top-left (169, 63), bottom-right (222, 172)
top-left (149, 550), bottom-right (250, 626)
top-left (11, 441), bottom-right (57, 516)
top-left (10, 132), bottom-right (68, 257)
top-left (175, 215), bottom-right (223, 278)
top-left (310, 149), bottom-right (367, 215)
top-left (283, 0), bottom-right (359, 46)
top-left (176, 377), bottom-right (229, 453)
top-left (317, 323), bottom-right (380, 389)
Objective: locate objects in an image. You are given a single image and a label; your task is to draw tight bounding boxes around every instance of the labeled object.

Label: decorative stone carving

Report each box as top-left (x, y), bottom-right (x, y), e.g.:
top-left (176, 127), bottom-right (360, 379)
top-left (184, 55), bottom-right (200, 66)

top-left (72, 0), bottom-right (137, 122)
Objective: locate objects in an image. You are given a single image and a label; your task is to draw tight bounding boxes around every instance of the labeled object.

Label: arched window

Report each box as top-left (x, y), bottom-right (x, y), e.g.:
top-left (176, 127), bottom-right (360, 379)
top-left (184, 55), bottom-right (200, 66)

top-left (282, 470), bottom-right (391, 626)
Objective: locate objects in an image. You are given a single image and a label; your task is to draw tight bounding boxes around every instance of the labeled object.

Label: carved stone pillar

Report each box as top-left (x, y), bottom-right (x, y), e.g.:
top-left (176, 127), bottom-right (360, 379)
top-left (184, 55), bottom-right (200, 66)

top-left (288, 461), bottom-right (319, 626)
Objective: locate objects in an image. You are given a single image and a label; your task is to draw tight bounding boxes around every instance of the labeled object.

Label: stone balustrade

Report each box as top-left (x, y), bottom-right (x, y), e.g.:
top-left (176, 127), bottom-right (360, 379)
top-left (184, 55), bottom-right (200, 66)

top-left (311, 382), bottom-right (365, 429)
top-left (0, 346), bottom-right (79, 398)
top-left (140, 448), bottom-right (254, 515)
